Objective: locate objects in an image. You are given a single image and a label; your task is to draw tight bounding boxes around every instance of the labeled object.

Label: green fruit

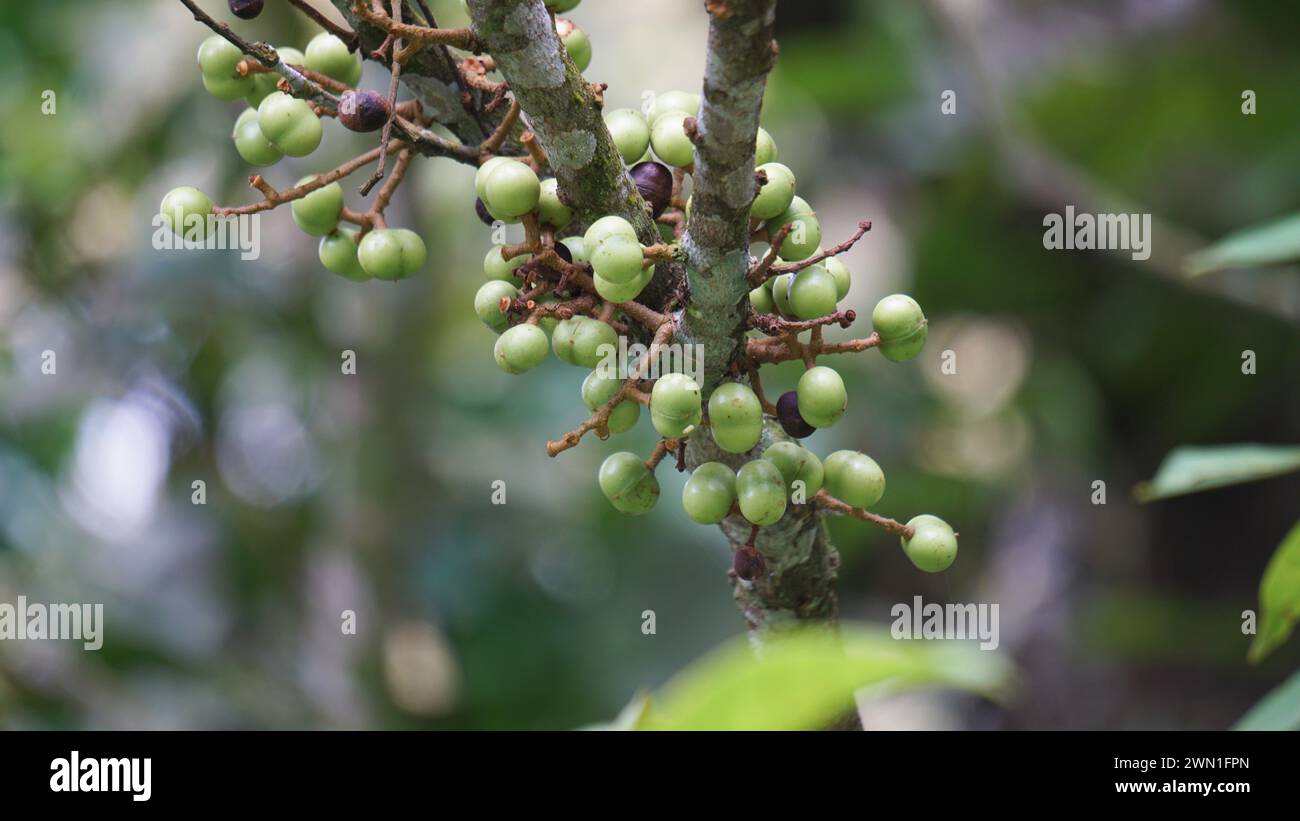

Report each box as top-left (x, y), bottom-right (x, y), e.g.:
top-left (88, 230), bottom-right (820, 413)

top-left (751, 162), bottom-right (795, 220)
top-left (823, 450), bottom-right (885, 509)
top-left (475, 156), bottom-right (512, 201)
top-left (357, 228), bottom-right (426, 280)
top-left (826, 256), bottom-right (850, 300)
top-left (537, 178), bottom-right (573, 229)
top-left (290, 178), bottom-right (344, 236)
top-left (232, 107), bottom-right (283, 166)
top-left (197, 35), bottom-right (254, 101)
top-left (872, 294), bottom-right (927, 362)
top-left (584, 215), bottom-right (638, 249)
top-left (549, 0), bottom-right (582, 11)
top-left (474, 280), bottom-right (518, 332)
top-left (796, 365), bottom-right (847, 428)
top-left (707, 382), bottom-right (763, 454)
top-left (767, 196), bottom-right (821, 261)
top-left (570, 316), bottom-right (619, 369)
top-left (605, 108), bottom-right (651, 165)
top-left (598, 452), bottom-right (660, 515)
top-left (649, 90), bottom-right (699, 123)
top-left (589, 235), bottom-right (644, 285)
top-left (736, 459), bottom-right (787, 526)
top-left (754, 127), bottom-right (777, 166)
top-left (788, 263), bottom-right (838, 320)
top-left (682, 462), bottom-right (736, 525)
top-left (319, 229), bottom-right (369, 281)
top-left (594, 268), bottom-right (651, 303)
top-left (556, 18), bottom-right (591, 72)
top-left (534, 294), bottom-right (560, 335)
top-left (762, 442), bottom-right (824, 498)
top-left (771, 272), bottom-right (795, 317)
top-left (650, 372), bottom-right (702, 438)
top-left (493, 323), bottom-right (549, 373)
top-left (484, 245), bottom-right (527, 281)
top-left (749, 283), bottom-right (774, 314)
top-left (901, 514), bottom-right (957, 573)
top-left (246, 47), bottom-right (304, 107)
top-left (305, 32), bottom-right (361, 87)
top-left (558, 236), bottom-right (587, 263)
top-left (159, 186), bottom-right (215, 241)
top-left (582, 370), bottom-right (639, 433)
top-left (650, 111), bottom-right (695, 168)
top-left (256, 91), bottom-right (322, 157)
top-left (483, 160), bottom-right (541, 219)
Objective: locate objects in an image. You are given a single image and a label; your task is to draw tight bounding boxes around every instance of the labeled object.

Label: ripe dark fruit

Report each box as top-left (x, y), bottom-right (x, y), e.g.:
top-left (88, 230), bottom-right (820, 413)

top-left (229, 0), bottom-right (264, 19)
top-left (553, 239), bottom-right (573, 264)
top-left (630, 161), bottom-right (672, 217)
top-left (474, 197), bottom-right (494, 227)
top-left (733, 545), bottom-right (766, 581)
top-left (338, 89), bottom-right (393, 132)
top-left (776, 390), bottom-right (815, 439)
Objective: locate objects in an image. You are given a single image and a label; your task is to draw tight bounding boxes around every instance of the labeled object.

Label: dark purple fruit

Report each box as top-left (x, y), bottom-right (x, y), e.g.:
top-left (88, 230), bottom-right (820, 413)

top-left (776, 390), bottom-right (816, 439)
top-left (733, 545), bottom-right (766, 581)
top-left (474, 198), bottom-right (494, 226)
top-left (630, 161), bottom-right (672, 217)
top-left (338, 89), bottom-right (393, 132)
top-left (229, 0), bottom-right (264, 19)
top-left (554, 239), bottom-right (574, 264)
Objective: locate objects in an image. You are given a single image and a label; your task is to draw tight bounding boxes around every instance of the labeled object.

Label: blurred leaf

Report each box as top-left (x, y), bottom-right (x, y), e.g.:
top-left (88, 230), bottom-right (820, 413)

top-left (1233, 667), bottom-right (1300, 730)
top-left (637, 624), bottom-right (1015, 731)
top-left (1135, 444), bottom-right (1300, 502)
top-left (1185, 213), bottom-right (1300, 276)
top-left (580, 690), bottom-right (652, 731)
top-left (1248, 519), bottom-right (1300, 664)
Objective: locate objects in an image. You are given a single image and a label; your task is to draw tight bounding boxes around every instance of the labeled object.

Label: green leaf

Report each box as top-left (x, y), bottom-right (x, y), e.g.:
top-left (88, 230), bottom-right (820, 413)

top-left (1135, 444), bottom-right (1300, 502)
top-left (1184, 212), bottom-right (1300, 276)
top-left (1233, 667), bottom-right (1300, 730)
top-left (636, 624), bottom-right (1016, 731)
top-left (1248, 519), bottom-right (1300, 663)
top-left (580, 690), bottom-right (653, 731)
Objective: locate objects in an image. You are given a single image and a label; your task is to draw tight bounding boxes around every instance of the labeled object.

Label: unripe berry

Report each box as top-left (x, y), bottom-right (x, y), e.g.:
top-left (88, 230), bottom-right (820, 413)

top-left (229, 0), bottom-right (264, 20)
top-left (749, 282), bottom-right (775, 315)
top-left (707, 382), bottom-right (763, 454)
top-left (650, 372), bottom-right (702, 438)
top-left (598, 452), bottom-right (660, 515)
top-left (159, 186), bottom-right (214, 241)
top-left (558, 236), bottom-right (588, 264)
top-left (305, 32), bottom-right (361, 87)
top-left (605, 108), bottom-right (651, 166)
top-left (788, 263), bottom-right (838, 320)
top-left (548, 0), bottom-right (582, 11)
top-left (823, 450), bottom-right (885, 510)
top-left (494, 322), bottom-right (549, 374)
top-left (483, 160), bottom-right (541, 219)
top-left (338, 89), bottom-right (392, 132)
top-left (484, 245), bottom-right (527, 281)
top-left (754, 127), bottom-right (778, 166)
top-left (357, 228), bottom-right (426, 280)
top-left (197, 36), bottom-right (254, 101)
top-left (257, 91), bottom-right (322, 157)
top-left (650, 111), bottom-right (695, 168)
top-left (290, 178), bottom-right (344, 236)
top-left (796, 365), bottom-right (847, 428)
top-left (826, 256), bottom-right (851, 300)
top-left (537, 178), bottom-right (573, 229)
top-left (629, 161), bottom-right (673, 217)
top-left (474, 280), bottom-right (518, 332)
top-left (770, 272), bottom-right (795, 317)
top-left (570, 316), bottom-right (618, 369)
top-left (762, 442), bottom-right (824, 498)
top-left (681, 462), bottom-right (736, 525)
top-left (246, 47), bottom-right (304, 108)
top-left (736, 459), bottom-right (787, 526)
top-left (319, 228), bottom-right (369, 281)
top-left (775, 390), bottom-right (815, 439)
top-left (649, 90), bottom-right (700, 123)
top-left (475, 156), bottom-right (512, 201)
top-left (556, 18), bottom-right (592, 72)
top-left (751, 162), bottom-right (796, 220)
top-left (582, 370), bottom-right (640, 434)
top-left (594, 268), bottom-right (651, 303)
top-left (590, 235), bottom-right (644, 285)
top-left (584, 215), bottom-right (638, 249)
top-left (900, 514), bottom-right (957, 572)
top-left (232, 107), bottom-right (283, 166)
top-left (767, 196), bottom-right (821, 261)
top-left (872, 294), bottom-right (927, 362)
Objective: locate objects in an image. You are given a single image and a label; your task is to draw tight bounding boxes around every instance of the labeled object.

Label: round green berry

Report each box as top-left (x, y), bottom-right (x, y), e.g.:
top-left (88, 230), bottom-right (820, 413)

top-left (319, 228), bottom-right (369, 281)
top-left (736, 459), bottom-right (787, 526)
top-left (707, 382), bottom-right (763, 454)
top-left (474, 280), bottom-right (518, 332)
top-left (650, 372), bottom-right (702, 438)
top-left (556, 18), bottom-right (591, 72)
top-left (290, 178), bottom-right (344, 236)
top-left (796, 365), bottom-right (847, 428)
top-left (682, 462), bottom-right (737, 525)
top-left (483, 160), bottom-right (541, 219)
top-left (900, 514), bottom-right (957, 573)
top-left (598, 452), bottom-right (660, 515)
top-left (558, 236), bottom-right (588, 264)
top-left (788, 263), bottom-right (838, 320)
top-left (771, 272), bottom-right (796, 317)
top-left (582, 370), bottom-right (639, 434)
top-left (537, 178), bottom-right (573, 229)
top-left (549, 0), bottom-right (582, 11)
top-left (751, 162), bottom-right (795, 220)
top-left (484, 245), bottom-right (527, 281)
top-left (232, 107), bottom-right (283, 166)
top-left (826, 256), bottom-right (850, 300)
top-left (767, 196), bottom-right (821, 261)
top-left (649, 90), bottom-right (699, 123)
top-left (650, 111), bottom-right (695, 168)
top-left (475, 156), bottom-right (512, 202)
top-left (357, 228), bottom-right (426, 280)
top-left (159, 186), bottom-right (214, 241)
top-left (571, 316), bottom-right (618, 369)
top-left (305, 32), bottom-right (361, 87)
top-left (590, 235), bottom-right (644, 285)
top-left (584, 215), bottom-right (638, 249)
top-left (823, 450), bottom-right (885, 510)
top-left (762, 442), bottom-right (824, 498)
top-left (594, 268), bottom-right (651, 303)
top-left (754, 127), bottom-right (778, 166)
top-left (749, 282), bottom-right (774, 314)
top-left (256, 91), bottom-right (322, 157)
top-left (872, 294), bottom-right (927, 362)
top-left (197, 35), bottom-right (254, 101)
top-left (246, 46), bottom-right (304, 107)
top-left (550, 318), bottom-right (579, 365)
top-left (494, 322), bottom-right (549, 373)
top-left (605, 108), bottom-right (651, 165)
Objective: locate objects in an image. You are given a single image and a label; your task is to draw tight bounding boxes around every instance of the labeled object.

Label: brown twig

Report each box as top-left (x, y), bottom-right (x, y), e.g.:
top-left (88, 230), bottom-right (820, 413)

top-left (769, 221), bottom-right (872, 274)
top-left (360, 0), bottom-right (407, 196)
top-left (287, 0), bottom-right (360, 50)
top-left (351, 0), bottom-right (479, 51)
top-left (479, 98), bottom-right (522, 160)
top-left (645, 439), bottom-right (682, 471)
top-left (212, 140), bottom-right (405, 216)
top-left (748, 223), bottom-right (792, 285)
top-left (749, 308), bottom-right (856, 336)
top-left (814, 489), bottom-right (915, 539)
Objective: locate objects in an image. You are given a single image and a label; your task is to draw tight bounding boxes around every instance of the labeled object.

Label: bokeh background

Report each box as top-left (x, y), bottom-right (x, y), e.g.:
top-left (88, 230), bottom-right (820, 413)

top-left (1, 0), bottom-right (1298, 729)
